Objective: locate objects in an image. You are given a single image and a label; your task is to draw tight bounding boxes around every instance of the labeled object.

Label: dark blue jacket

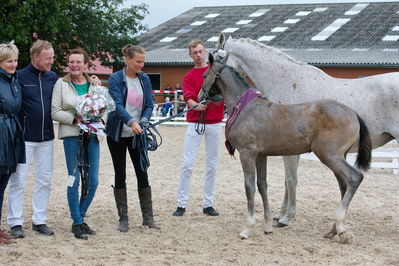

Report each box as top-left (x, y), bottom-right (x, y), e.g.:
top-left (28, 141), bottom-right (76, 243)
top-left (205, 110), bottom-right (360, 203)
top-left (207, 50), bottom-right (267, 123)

top-left (0, 68), bottom-right (25, 174)
top-left (17, 63), bottom-right (58, 142)
top-left (106, 69), bottom-right (154, 142)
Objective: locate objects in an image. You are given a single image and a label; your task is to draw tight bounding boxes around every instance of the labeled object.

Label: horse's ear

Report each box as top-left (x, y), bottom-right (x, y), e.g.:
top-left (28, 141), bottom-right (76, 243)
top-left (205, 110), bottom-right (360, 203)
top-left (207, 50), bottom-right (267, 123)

top-left (221, 52), bottom-right (229, 64)
top-left (208, 53), bottom-right (214, 65)
top-left (217, 33), bottom-right (225, 49)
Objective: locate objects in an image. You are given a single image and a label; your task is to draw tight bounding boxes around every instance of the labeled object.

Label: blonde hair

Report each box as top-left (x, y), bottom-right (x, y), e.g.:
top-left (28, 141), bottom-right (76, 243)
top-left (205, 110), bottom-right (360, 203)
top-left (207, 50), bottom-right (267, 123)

top-left (188, 40), bottom-right (204, 52)
top-left (30, 40), bottom-right (52, 58)
top-left (122, 44), bottom-right (145, 59)
top-left (0, 41), bottom-right (19, 62)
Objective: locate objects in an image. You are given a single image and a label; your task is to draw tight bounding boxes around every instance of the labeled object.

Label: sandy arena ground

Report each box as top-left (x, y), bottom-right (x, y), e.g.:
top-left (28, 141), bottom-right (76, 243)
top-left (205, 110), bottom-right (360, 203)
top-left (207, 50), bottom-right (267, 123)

top-left (1, 125), bottom-right (398, 265)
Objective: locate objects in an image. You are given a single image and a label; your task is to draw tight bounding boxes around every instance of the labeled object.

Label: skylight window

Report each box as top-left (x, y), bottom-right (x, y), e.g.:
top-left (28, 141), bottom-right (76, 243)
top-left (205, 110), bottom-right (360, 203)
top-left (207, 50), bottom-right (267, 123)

top-left (160, 37), bottom-right (177, 42)
top-left (176, 28), bottom-right (192, 34)
top-left (258, 35), bottom-right (275, 42)
top-left (249, 9), bottom-right (269, 17)
top-left (382, 35), bottom-right (399, 41)
top-left (207, 36), bottom-right (219, 42)
top-left (191, 21), bottom-right (207, 26)
top-left (236, 20), bottom-right (252, 25)
top-left (324, 26), bottom-right (340, 32)
top-left (306, 48), bottom-right (323, 51)
top-left (311, 18), bottom-right (351, 41)
top-left (271, 27), bottom-right (288, 32)
top-left (392, 26), bottom-right (399, 31)
top-left (345, 3), bottom-right (368, 16)
top-left (312, 35), bottom-right (329, 41)
top-left (295, 11), bottom-right (311, 16)
top-left (383, 48), bottom-right (399, 52)
top-left (352, 48), bottom-right (368, 51)
top-left (205, 13), bottom-right (220, 18)
top-left (284, 19), bottom-right (300, 24)
top-left (313, 7), bottom-right (328, 12)
top-left (222, 27), bottom-right (239, 33)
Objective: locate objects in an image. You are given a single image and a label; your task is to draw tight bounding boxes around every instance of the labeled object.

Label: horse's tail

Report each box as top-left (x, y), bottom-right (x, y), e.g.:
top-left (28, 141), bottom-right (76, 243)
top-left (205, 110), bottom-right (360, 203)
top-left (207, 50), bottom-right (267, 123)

top-left (355, 114), bottom-right (372, 171)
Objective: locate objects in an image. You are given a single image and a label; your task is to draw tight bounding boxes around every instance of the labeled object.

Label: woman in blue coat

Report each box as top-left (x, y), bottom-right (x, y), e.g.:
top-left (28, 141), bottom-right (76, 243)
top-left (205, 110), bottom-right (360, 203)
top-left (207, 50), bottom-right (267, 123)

top-left (106, 44), bottom-right (159, 232)
top-left (0, 41), bottom-right (25, 244)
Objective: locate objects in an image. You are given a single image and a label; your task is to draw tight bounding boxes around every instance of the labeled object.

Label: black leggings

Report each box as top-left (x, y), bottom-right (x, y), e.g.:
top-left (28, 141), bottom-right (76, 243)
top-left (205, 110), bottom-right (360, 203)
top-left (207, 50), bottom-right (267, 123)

top-left (107, 136), bottom-right (149, 189)
top-left (0, 174), bottom-right (11, 225)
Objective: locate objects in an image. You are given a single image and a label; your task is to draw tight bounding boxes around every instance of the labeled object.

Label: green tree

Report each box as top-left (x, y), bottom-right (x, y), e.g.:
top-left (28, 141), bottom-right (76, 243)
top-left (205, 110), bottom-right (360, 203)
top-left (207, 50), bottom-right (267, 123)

top-left (0, 0), bottom-right (148, 73)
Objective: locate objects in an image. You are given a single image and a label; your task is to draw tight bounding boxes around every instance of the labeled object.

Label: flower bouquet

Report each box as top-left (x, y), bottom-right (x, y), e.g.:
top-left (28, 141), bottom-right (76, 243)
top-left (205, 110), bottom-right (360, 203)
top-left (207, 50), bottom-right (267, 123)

top-left (75, 85), bottom-right (115, 135)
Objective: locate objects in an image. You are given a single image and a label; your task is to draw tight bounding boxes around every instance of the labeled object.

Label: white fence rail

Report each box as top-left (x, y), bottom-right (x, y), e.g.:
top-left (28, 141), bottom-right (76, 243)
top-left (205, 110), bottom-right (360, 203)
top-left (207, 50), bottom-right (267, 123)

top-left (150, 116), bottom-right (227, 126)
top-left (301, 141), bottom-right (399, 174)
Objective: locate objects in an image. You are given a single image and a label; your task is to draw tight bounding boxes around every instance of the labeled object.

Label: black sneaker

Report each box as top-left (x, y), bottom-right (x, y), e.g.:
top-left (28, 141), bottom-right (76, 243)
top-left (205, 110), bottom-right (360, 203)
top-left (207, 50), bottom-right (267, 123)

top-left (82, 222), bottom-right (96, 235)
top-left (203, 207), bottom-right (219, 216)
top-left (10, 225), bottom-right (25, 238)
top-left (72, 224), bottom-right (88, 240)
top-left (172, 207), bottom-right (186, 216)
top-left (32, 224), bottom-right (54, 235)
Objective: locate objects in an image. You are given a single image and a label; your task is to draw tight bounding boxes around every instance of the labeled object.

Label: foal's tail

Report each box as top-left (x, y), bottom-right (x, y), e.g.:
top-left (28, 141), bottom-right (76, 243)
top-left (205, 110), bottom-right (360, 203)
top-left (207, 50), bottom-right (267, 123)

top-left (355, 114), bottom-right (372, 171)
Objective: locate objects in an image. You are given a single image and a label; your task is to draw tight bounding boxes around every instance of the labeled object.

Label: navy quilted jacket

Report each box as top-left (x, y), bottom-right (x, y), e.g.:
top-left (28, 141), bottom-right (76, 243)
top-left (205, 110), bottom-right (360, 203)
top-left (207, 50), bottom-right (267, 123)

top-left (0, 68), bottom-right (25, 174)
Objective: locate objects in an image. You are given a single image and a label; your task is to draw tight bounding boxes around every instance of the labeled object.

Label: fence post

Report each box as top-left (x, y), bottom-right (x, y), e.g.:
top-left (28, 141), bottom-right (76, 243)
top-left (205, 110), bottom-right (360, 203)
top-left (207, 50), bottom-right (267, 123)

top-left (393, 157), bottom-right (399, 174)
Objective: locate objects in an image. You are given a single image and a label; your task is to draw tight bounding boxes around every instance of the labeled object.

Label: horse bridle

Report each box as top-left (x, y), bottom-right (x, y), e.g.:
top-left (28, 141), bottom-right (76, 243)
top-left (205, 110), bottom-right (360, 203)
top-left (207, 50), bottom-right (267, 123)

top-left (201, 59), bottom-right (228, 103)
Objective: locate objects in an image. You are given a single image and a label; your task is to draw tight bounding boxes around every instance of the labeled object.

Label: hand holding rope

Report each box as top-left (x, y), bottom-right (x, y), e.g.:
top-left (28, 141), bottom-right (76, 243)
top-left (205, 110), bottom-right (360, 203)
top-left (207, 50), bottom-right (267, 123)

top-left (132, 101), bottom-right (208, 172)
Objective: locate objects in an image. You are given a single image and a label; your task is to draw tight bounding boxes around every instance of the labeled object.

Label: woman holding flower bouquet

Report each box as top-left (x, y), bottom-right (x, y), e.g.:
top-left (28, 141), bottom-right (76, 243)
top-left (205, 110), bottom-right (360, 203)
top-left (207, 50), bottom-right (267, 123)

top-left (106, 44), bottom-right (160, 232)
top-left (51, 48), bottom-right (102, 240)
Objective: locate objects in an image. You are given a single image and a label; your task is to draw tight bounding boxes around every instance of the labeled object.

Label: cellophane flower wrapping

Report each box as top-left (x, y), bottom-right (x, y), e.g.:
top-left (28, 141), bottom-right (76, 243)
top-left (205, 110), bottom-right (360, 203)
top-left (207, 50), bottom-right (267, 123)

top-left (75, 85), bottom-right (115, 123)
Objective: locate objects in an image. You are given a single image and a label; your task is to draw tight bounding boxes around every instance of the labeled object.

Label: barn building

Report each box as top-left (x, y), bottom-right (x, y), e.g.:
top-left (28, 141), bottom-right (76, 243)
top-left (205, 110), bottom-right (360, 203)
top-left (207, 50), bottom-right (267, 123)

top-left (136, 1), bottom-right (399, 103)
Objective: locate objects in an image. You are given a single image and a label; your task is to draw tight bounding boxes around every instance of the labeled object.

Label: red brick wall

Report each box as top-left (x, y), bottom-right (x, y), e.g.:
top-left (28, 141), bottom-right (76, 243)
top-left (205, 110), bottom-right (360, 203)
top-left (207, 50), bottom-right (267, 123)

top-left (143, 66), bottom-right (399, 89)
top-left (143, 65), bottom-right (192, 90)
top-left (320, 67), bottom-right (398, 78)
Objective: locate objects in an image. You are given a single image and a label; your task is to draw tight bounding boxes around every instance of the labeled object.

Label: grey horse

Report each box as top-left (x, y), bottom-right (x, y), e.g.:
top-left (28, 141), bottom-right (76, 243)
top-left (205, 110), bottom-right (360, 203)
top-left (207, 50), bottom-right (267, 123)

top-left (199, 53), bottom-right (371, 244)
top-left (214, 33), bottom-right (399, 227)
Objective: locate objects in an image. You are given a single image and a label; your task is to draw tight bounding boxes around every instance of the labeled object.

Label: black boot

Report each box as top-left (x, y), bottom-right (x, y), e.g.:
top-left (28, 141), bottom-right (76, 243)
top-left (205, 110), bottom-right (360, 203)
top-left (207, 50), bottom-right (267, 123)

top-left (138, 186), bottom-right (160, 230)
top-left (113, 187), bottom-right (129, 232)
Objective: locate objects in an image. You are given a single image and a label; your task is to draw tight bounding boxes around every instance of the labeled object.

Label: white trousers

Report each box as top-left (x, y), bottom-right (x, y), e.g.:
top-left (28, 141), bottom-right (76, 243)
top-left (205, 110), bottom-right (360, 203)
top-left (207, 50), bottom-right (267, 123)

top-left (7, 140), bottom-right (54, 227)
top-left (176, 122), bottom-right (222, 208)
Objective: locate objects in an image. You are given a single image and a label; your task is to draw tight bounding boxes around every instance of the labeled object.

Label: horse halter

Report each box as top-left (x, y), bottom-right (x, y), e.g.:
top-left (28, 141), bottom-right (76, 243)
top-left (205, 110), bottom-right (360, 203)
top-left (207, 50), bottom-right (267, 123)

top-left (201, 60), bottom-right (227, 103)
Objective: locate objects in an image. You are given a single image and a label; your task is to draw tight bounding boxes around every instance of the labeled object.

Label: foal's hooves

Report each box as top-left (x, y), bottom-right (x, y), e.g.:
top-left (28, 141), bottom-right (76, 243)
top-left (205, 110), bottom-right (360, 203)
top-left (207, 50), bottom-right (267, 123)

top-left (276, 222), bottom-right (288, 228)
top-left (338, 231), bottom-right (354, 245)
top-left (323, 231), bottom-right (336, 239)
top-left (273, 214), bottom-right (283, 221)
top-left (239, 232), bottom-right (249, 239)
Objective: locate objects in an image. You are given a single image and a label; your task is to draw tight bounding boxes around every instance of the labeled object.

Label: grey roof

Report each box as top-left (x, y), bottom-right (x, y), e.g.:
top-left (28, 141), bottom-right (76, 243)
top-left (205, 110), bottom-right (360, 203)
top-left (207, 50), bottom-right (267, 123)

top-left (138, 2), bottom-right (399, 67)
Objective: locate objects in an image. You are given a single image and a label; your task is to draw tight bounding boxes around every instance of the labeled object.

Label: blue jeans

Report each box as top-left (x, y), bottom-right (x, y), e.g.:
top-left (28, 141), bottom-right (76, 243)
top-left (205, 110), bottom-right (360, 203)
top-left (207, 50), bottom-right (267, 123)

top-left (63, 136), bottom-right (99, 225)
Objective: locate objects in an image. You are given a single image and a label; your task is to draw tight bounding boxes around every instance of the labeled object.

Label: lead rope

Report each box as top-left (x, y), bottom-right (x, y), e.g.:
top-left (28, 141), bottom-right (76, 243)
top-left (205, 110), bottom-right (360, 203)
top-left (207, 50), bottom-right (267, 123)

top-left (133, 101), bottom-right (207, 172)
top-left (195, 109), bottom-right (207, 135)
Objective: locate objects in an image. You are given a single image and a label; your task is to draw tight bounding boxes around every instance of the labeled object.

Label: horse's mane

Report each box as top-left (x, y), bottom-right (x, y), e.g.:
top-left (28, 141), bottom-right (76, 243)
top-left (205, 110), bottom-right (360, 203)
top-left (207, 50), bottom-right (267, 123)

top-left (224, 64), bottom-right (250, 89)
top-left (232, 38), bottom-right (306, 66)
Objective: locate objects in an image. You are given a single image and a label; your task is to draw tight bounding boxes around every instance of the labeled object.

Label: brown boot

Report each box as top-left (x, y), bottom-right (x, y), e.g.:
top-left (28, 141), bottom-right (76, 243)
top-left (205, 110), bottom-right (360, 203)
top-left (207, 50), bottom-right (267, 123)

top-left (0, 236), bottom-right (11, 245)
top-left (113, 187), bottom-right (129, 232)
top-left (138, 186), bottom-right (160, 230)
top-left (0, 229), bottom-right (13, 240)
